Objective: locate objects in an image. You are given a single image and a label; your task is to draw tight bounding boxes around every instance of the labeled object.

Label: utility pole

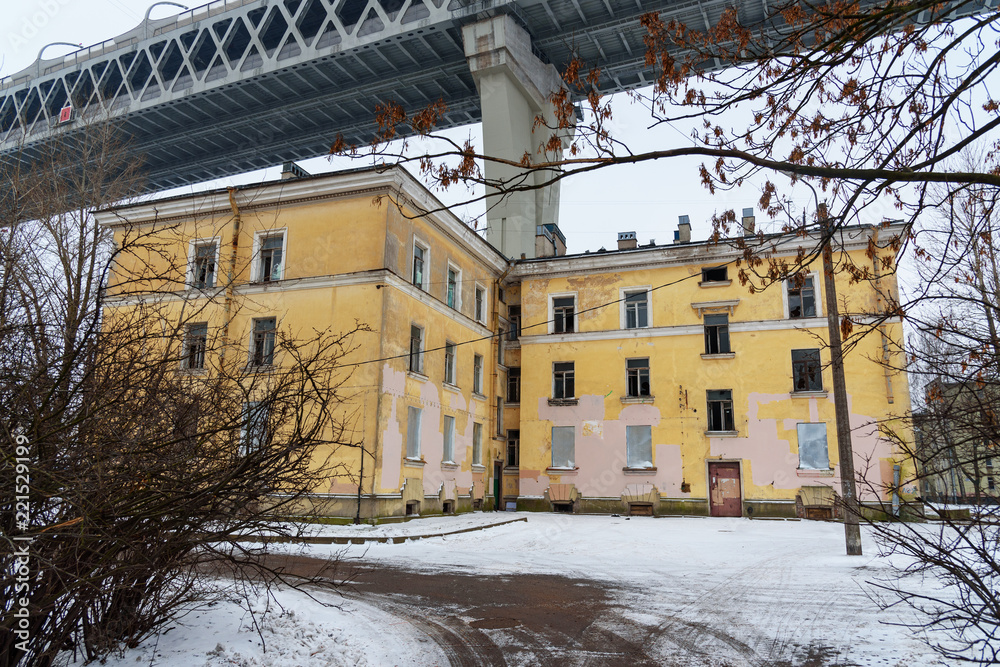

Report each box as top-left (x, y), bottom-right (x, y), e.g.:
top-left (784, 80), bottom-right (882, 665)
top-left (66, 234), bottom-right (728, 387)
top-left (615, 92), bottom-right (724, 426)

top-left (819, 203), bottom-right (864, 555)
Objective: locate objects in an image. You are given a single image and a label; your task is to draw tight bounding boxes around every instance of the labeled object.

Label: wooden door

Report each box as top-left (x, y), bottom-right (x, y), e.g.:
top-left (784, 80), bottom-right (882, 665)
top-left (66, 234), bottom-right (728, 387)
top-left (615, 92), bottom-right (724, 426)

top-left (709, 462), bottom-right (742, 517)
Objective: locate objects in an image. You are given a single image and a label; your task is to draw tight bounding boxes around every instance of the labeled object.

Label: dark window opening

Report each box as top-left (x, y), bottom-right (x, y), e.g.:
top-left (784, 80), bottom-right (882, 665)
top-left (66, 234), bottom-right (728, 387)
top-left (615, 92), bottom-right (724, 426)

top-left (507, 367), bottom-right (521, 403)
top-left (788, 275), bottom-right (816, 318)
top-left (553, 362), bottom-right (575, 399)
top-left (702, 266), bottom-right (728, 282)
top-left (251, 318), bottom-right (276, 367)
top-left (704, 314), bottom-right (731, 354)
top-left (707, 389), bottom-right (735, 432)
top-left (507, 306), bottom-right (521, 339)
top-left (553, 296), bottom-right (575, 333)
top-left (185, 323), bottom-right (208, 370)
top-left (506, 429), bottom-right (520, 467)
top-left (626, 358), bottom-right (650, 397)
top-left (259, 234), bottom-right (283, 282)
top-left (792, 349), bottom-right (823, 392)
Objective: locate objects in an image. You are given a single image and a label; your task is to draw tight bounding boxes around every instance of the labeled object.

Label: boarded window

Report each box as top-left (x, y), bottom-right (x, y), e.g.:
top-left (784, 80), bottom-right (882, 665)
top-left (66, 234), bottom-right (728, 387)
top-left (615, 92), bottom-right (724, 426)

top-left (626, 425), bottom-right (653, 468)
top-left (551, 426), bottom-right (575, 468)
top-left (443, 415), bottom-right (455, 462)
top-left (797, 422), bottom-right (830, 470)
top-left (406, 406), bottom-right (422, 459)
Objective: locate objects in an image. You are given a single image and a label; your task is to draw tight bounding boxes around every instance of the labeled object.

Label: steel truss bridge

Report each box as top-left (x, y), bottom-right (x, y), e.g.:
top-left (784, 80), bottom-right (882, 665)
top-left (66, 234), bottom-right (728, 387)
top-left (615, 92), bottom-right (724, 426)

top-left (0, 0), bottom-right (991, 192)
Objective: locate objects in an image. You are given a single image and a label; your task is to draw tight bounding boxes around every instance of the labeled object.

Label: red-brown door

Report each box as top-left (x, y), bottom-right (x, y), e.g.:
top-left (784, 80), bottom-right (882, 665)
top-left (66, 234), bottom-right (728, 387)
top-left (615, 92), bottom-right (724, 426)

top-left (708, 462), bottom-right (742, 517)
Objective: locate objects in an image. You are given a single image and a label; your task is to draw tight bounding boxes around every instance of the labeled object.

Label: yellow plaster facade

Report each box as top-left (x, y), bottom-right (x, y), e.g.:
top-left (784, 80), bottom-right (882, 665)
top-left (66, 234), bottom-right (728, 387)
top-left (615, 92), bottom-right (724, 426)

top-left (100, 166), bottom-right (913, 519)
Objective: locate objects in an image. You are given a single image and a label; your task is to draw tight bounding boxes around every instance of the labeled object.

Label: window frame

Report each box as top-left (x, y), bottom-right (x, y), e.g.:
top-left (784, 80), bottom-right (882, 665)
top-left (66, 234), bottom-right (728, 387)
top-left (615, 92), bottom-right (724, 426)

top-left (701, 266), bottom-right (728, 283)
top-left (239, 401), bottom-right (268, 456)
top-left (796, 422), bottom-right (831, 470)
top-left (621, 287), bottom-right (651, 329)
top-left (251, 228), bottom-right (287, 283)
top-left (408, 324), bottom-right (424, 375)
top-left (473, 354), bottom-right (484, 395)
top-left (551, 426), bottom-right (575, 469)
top-left (791, 348), bottom-right (823, 393)
top-left (707, 389), bottom-right (736, 433)
top-left (472, 422), bottom-right (483, 466)
top-left (704, 313), bottom-right (731, 355)
top-left (446, 263), bottom-right (461, 310)
top-left (553, 361), bottom-right (575, 399)
top-left (249, 317), bottom-right (276, 368)
top-left (506, 429), bottom-right (520, 468)
top-left (442, 414), bottom-right (456, 463)
top-left (626, 357), bottom-right (651, 397)
top-left (784, 271), bottom-right (822, 319)
top-left (474, 284), bottom-right (487, 324)
top-left (412, 237), bottom-right (429, 291)
top-left (406, 406), bottom-right (422, 460)
top-left (507, 305), bottom-right (521, 340)
top-left (444, 340), bottom-right (457, 385)
top-left (187, 237), bottom-right (221, 289)
top-left (549, 292), bottom-right (577, 334)
top-left (507, 367), bottom-right (521, 404)
top-left (626, 425), bottom-right (654, 469)
top-left (184, 322), bottom-right (208, 370)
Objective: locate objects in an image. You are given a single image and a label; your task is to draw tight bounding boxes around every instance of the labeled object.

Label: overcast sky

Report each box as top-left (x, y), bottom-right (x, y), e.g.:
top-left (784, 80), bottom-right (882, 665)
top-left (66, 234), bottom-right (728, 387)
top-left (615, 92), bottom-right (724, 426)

top-left (4, 0), bottom-right (813, 254)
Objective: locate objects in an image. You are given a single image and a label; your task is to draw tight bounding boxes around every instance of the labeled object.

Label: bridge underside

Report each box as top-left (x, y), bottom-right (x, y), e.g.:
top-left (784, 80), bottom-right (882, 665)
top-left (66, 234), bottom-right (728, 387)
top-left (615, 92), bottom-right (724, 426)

top-left (0, 0), bottom-right (749, 192)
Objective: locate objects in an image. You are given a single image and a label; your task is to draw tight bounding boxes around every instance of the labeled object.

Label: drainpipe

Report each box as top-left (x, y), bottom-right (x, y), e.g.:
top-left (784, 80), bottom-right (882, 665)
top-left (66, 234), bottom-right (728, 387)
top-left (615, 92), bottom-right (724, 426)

top-left (221, 188), bottom-right (242, 359)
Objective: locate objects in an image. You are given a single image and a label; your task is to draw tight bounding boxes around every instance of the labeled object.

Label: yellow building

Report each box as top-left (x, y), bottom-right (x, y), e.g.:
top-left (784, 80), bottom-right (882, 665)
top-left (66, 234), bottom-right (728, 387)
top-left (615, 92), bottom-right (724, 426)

top-left (99, 166), bottom-right (912, 519)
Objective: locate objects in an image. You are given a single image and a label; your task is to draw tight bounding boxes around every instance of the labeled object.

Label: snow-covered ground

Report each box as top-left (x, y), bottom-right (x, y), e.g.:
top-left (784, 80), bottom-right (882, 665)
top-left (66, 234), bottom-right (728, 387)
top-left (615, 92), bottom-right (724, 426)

top-left (64, 514), bottom-right (951, 666)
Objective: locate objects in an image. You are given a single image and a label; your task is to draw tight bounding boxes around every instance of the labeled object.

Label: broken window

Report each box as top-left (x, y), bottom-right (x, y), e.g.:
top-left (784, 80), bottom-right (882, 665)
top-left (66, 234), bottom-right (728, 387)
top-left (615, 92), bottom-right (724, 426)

top-left (184, 322), bottom-right (207, 370)
top-left (553, 361), bottom-right (575, 399)
top-left (551, 426), bottom-right (575, 468)
top-left (626, 425), bottom-right (653, 468)
top-left (475, 285), bottom-right (486, 323)
top-left (626, 358), bottom-right (650, 397)
top-left (406, 406), bottom-right (422, 459)
top-left (412, 242), bottom-right (427, 289)
top-left (707, 389), bottom-right (735, 432)
top-left (553, 296), bottom-right (575, 333)
top-left (447, 267), bottom-right (458, 309)
top-left (443, 415), bottom-right (455, 463)
top-left (192, 241), bottom-right (217, 288)
top-left (624, 290), bottom-right (649, 329)
top-left (507, 305), bottom-right (521, 340)
top-left (792, 348), bottom-right (823, 392)
top-left (507, 367), bottom-right (521, 403)
top-left (507, 429), bottom-right (520, 467)
top-left (258, 233), bottom-right (283, 282)
top-left (409, 325), bottom-right (423, 374)
top-left (797, 422), bottom-right (830, 470)
top-left (702, 266), bottom-right (728, 282)
top-left (473, 354), bottom-right (483, 394)
top-left (472, 422), bottom-right (483, 465)
top-left (704, 314), bottom-right (731, 354)
top-left (787, 275), bottom-right (816, 318)
top-left (444, 340), bottom-right (456, 385)
top-left (239, 401), bottom-right (267, 455)
top-left (250, 317), bottom-right (276, 367)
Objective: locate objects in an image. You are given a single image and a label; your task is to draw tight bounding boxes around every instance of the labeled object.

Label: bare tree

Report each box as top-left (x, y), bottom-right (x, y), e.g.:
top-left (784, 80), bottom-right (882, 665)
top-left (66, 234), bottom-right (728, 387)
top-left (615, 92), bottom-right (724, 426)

top-left (0, 122), bottom-right (365, 666)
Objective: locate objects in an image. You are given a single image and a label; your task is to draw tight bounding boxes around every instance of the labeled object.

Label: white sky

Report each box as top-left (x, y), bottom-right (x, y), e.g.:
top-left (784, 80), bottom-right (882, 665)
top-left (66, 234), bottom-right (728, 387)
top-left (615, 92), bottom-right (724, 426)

top-left (3, 0), bottom-right (830, 254)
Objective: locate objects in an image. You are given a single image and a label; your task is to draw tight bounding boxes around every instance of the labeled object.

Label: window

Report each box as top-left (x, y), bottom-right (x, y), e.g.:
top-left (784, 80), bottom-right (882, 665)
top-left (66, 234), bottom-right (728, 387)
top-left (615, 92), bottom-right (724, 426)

top-left (475, 285), bottom-right (486, 323)
top-left (406, 406), bottom-right (422, 459)
top-left (626, 358), bottom-right (650, 397)
top-left (497, 326), bottom-right (505, 364)
top-left (473, 354), bottom-right (483, 394)
top-left (257, 233), bottom-right (284, 282)
top-left (990, 476), bottom-right (996, 491)
top-left (250, 318), bottom-right (276, 367)
top-left (797, 423), bottom-right (830, 470)
top-left (792, 349), bottom-right (822, 392)
top-left (473, 423), bottom-right (483, 465)
top-left (553, 296), bottom-right (575, 333)
top-left (551, 426), bottom-right (575, 468)
top-left (443, 415), bottom-right (455, 463)
top-left (704, 314), bottom-right (731, 354)
top-left (412, 242), bottom-right (427, 289)
top-left (626, 425), bottom-right (653, 468)
top-left (787, 275), bottom-right (816, 318)
top-left (495, 398), bottom-right (504, 437)
top-left (409, 325), bottom-right (424, 374)
top-left (624, 290), bottom-right (649, 329)
top-left (507, 367), bottom-right (521, 403)
top-left (506, 429), bottom-right (520, 467)
top-left (192, 241), bottom-right (217, 288)
top-left (184, 323), bottom-right (208, 370)
top-left (444, 341), bottom-right (456, 385)
top-left (707, 390), bottom-right (735, 432)
top-left (447, 267), bottom-right (459, 309)
top-left (507, 306), bottom-right (521, 340)
top-left (553, 362), bottom-right (575, 399)
top-left (240, 401), bottom-right (267, 455)
top-left (702, 266), bottom-right (728, 282)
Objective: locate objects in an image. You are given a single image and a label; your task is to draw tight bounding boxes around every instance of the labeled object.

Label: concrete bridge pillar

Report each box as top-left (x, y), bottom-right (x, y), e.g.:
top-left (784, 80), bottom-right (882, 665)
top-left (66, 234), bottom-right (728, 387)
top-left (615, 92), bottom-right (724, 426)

top-left (462, 14), bottom-right (571, 259)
